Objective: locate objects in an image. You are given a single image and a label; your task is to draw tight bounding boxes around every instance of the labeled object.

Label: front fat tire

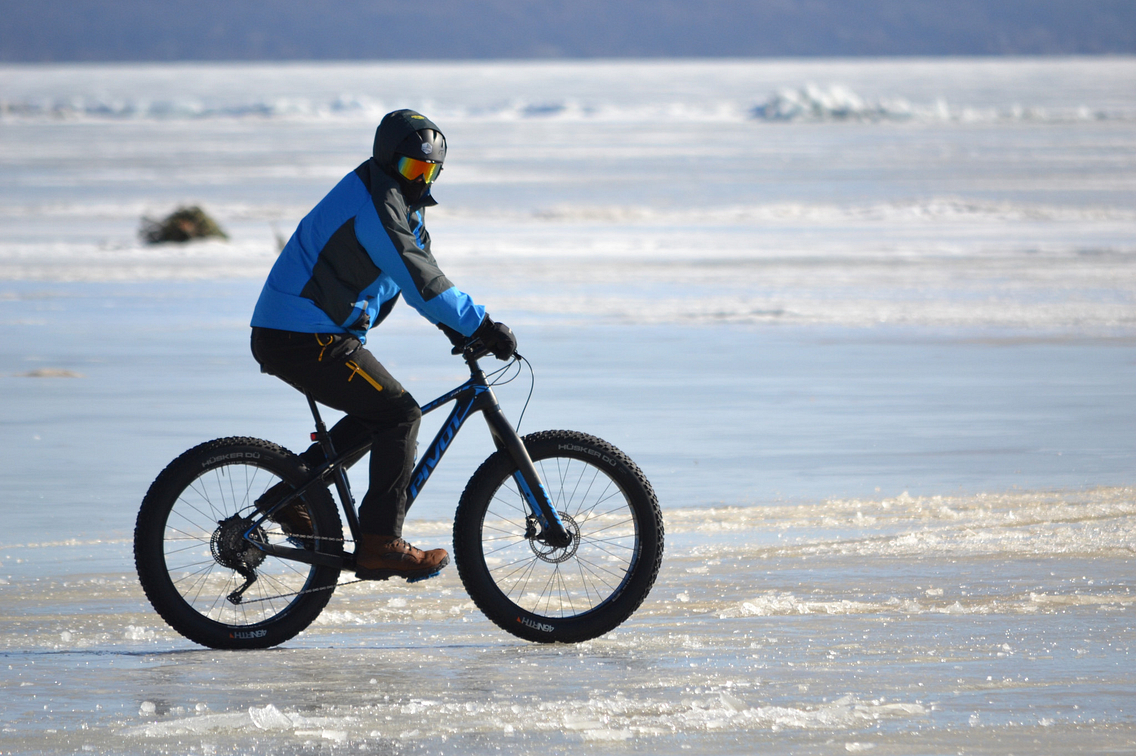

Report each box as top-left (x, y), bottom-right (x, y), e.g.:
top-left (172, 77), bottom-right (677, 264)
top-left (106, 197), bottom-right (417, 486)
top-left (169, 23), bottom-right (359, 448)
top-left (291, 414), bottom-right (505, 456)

top-left (454, 430), bottom-right (664, 643)
top-left (134, 437), bottom-right (343, 649)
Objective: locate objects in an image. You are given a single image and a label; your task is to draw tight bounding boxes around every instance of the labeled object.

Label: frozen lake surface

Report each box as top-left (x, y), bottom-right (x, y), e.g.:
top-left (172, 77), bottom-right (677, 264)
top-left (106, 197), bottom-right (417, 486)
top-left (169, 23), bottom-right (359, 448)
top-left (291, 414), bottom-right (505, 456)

top-left (1, 58), bottom-right (1134, 754)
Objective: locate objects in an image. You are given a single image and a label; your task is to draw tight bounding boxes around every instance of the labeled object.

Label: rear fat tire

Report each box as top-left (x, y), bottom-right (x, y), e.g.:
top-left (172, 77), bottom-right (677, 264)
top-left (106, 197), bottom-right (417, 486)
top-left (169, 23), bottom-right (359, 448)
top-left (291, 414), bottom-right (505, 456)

top-left (453, 430), bottom-right (664, 643)
top-left (134, 437), bottom-right (343, 649)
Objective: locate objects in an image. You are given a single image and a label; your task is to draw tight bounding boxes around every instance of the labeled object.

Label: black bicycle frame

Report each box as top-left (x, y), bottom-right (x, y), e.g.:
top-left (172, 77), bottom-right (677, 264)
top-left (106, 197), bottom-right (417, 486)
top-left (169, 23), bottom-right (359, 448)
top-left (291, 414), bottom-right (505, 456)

top-left (249, 354), bottom-right (570, 568)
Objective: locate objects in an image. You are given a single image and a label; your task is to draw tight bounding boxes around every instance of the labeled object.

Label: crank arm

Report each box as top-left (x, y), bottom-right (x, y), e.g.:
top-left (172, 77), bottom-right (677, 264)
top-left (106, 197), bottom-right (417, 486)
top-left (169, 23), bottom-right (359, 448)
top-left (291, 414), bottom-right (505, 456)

top-left (251, 541), bottom-right (345, 568)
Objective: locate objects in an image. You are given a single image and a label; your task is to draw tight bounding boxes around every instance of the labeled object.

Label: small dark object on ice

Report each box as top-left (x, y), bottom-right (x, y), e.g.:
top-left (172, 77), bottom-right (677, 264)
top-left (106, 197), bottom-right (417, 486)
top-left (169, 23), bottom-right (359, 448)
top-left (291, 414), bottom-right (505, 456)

top-left (141, 206), bottom-right (229, 244)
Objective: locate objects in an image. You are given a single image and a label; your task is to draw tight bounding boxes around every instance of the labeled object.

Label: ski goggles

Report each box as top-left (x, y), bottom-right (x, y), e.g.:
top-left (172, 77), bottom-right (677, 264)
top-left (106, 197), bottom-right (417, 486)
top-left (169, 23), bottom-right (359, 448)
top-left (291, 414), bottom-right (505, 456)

top-left (395, 156), bottom-right (442, 184)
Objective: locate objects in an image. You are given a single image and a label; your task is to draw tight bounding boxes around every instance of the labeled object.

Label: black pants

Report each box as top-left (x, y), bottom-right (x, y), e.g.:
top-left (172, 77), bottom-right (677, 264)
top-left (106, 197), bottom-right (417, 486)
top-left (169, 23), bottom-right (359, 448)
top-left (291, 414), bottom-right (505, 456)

top-left (250, 327), bottom-right (422, 537)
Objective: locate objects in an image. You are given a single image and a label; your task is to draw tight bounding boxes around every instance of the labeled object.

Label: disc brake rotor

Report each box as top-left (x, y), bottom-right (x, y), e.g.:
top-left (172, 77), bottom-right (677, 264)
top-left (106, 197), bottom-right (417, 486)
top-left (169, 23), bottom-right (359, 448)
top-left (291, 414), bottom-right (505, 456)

top-left (529, 511), bottom-right (581, 564)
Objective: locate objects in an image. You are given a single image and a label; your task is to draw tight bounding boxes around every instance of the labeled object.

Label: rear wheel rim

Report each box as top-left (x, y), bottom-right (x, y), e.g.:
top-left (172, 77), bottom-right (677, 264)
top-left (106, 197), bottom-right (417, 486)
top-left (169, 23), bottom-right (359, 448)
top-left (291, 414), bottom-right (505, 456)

top-left (162, 462), bottom-right (323, 628)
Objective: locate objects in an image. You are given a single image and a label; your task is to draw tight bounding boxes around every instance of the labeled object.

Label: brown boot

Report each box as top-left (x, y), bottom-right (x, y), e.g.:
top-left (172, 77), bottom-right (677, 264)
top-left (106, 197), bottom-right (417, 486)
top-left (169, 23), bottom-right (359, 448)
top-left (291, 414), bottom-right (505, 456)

top-left (355, 534), bottom-right (449, 582)
top-left (254, 481), bottom-right (314, 545)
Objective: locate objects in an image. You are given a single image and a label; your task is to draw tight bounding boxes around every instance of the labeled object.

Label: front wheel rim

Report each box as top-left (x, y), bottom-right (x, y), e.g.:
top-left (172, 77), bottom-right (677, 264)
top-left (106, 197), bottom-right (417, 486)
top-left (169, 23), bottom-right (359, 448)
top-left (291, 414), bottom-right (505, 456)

top-left (480, 456), bottom-right (640, 620)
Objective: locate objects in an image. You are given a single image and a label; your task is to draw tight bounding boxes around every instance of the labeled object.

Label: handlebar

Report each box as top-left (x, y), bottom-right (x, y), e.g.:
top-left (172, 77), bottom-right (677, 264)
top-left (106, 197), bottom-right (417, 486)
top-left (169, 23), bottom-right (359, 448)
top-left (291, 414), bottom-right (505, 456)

top-left (455, 337), bottom-right (520, 366)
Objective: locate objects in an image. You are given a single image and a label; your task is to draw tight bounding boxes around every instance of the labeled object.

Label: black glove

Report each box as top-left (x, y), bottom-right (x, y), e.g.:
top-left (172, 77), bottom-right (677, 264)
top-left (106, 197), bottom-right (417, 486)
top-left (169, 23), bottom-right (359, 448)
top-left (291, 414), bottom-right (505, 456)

top-left (471, 316), bottom-right (517, 360)
top-left (436, 322), bottom-right (466, 350)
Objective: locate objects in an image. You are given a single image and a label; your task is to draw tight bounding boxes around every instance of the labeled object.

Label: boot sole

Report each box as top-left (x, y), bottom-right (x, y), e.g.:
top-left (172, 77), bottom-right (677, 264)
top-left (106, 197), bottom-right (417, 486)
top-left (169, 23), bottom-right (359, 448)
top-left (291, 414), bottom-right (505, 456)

top-left (355, 556), bottom-right (450, 583)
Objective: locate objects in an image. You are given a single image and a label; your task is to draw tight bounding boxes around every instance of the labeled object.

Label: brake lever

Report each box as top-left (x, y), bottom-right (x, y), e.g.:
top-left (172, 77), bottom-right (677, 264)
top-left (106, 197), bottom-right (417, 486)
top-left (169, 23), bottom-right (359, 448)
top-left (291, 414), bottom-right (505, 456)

top-left (453, 336), bottom-right (487, 357)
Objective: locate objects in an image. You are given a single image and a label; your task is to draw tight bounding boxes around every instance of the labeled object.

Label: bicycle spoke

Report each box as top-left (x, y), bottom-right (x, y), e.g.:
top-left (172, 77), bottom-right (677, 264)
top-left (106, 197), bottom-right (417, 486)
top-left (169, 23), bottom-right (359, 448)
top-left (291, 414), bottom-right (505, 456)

top-left (475, 452), bottom-right (643, 619)
top-left (503, 556), bottom-right (543, 603)
top-left (159, 463), bottom-right (326, 627)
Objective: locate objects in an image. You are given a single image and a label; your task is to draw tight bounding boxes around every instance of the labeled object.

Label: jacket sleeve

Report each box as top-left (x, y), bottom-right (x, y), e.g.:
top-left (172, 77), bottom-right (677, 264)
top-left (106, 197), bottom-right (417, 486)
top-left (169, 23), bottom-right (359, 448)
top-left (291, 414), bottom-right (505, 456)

top-left (353, 186), bottom-right (486, 337)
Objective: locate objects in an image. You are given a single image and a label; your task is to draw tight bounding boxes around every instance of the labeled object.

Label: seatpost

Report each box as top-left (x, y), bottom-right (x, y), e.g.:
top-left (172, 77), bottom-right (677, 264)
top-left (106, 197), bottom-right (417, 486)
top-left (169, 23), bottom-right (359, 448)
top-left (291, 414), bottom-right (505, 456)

top-left (304, 390), bottom-right (362, 543)
top-left (305, 391), bottom-right (338, 461)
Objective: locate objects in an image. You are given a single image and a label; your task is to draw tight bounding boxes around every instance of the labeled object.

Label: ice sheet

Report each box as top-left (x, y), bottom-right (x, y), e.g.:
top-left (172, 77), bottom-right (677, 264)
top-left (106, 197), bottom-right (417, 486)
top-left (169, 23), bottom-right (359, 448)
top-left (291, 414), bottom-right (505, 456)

top-left (1, 58), bottom-right (1134, 755)
top-left (2, 487), bottom-right (1133, 754)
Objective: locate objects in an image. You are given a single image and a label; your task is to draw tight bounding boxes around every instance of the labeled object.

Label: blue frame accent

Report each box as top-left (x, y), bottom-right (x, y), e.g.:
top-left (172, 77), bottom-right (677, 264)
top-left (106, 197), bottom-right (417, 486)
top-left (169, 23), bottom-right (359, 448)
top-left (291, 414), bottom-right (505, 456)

top-left (511, 472), bottom-right (555, 528)
top-left (407, 379), bottom-right (492, 503)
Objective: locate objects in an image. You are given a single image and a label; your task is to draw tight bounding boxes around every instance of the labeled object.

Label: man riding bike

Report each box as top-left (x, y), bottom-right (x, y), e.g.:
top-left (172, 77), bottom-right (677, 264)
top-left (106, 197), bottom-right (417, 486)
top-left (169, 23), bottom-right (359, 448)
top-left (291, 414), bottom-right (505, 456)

top-left (249, 109), bottom-right (516, 582)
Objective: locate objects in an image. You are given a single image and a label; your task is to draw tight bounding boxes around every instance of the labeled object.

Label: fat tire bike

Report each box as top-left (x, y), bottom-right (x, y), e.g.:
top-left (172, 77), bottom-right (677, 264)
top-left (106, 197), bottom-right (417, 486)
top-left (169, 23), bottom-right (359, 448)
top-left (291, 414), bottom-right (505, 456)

top-left (134, 345), bottom-right (664, 649)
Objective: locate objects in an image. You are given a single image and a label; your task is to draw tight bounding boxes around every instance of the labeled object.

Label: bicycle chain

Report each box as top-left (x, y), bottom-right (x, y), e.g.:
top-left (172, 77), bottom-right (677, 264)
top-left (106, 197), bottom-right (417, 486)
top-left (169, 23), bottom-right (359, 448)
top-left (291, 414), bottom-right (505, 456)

top-left (235, 576), bottom-right (365, 605)
top-left (234, 531), bottom-right (365, 605)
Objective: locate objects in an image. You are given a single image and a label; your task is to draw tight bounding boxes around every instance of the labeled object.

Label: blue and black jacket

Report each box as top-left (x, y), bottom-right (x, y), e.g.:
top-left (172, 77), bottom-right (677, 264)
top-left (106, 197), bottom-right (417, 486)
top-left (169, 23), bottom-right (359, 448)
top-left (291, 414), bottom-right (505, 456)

top-left (251, 159), bottom-right (484, 343)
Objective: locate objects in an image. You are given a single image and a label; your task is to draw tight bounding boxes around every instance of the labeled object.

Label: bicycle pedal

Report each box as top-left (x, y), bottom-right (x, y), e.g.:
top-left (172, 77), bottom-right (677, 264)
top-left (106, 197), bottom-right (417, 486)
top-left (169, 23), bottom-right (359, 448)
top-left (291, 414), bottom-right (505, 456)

top-left (405, 568), bottom-right (444, 584)
top-left (354, 568), bottom-right (394, 581)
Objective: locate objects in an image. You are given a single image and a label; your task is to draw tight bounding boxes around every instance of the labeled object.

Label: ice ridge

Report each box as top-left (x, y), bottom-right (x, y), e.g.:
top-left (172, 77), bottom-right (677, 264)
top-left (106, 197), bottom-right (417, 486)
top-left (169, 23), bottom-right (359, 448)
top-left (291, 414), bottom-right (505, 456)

top-left (1, 90), bottom-right (1127, 125)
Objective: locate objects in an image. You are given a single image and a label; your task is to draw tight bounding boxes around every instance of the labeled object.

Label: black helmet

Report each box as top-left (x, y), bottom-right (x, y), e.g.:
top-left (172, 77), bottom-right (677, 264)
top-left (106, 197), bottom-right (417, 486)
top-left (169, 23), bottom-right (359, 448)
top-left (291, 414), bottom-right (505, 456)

top-left (394, 128), bottom-right (446, 165)
top-left (374, 110), bottom-right (446, 168)
top-left (373, 110), bottom-right (446, 199)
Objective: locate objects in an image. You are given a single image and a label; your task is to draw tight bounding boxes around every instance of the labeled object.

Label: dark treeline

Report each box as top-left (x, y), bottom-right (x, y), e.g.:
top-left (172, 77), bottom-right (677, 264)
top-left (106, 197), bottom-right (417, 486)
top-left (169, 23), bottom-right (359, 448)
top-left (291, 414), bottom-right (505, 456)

top-left (2, 0), bottom-right (1134, 62)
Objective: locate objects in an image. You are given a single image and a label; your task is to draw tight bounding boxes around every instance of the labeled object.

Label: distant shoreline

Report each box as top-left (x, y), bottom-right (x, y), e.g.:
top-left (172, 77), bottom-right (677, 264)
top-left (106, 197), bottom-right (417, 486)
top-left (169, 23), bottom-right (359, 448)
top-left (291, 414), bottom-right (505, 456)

top-left (4, 54), bottom-right (1136, 68)
top-left (4, 0), bottom-right (1135, 63)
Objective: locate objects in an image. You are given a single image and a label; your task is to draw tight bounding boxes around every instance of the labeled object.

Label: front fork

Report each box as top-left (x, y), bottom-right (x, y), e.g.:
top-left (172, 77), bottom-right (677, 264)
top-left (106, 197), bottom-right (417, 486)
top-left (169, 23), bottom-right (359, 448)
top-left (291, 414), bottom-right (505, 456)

top-left (481, 402), bottom-right (572, 549)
